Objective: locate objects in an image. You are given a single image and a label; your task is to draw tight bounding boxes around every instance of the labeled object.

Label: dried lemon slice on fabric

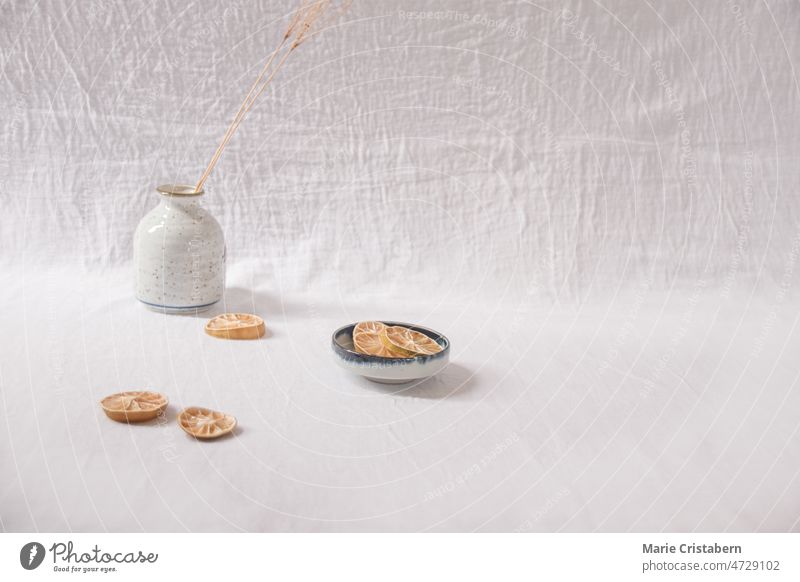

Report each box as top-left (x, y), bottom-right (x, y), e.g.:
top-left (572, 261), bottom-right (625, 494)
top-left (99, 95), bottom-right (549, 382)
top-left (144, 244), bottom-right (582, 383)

top-left (178, 407), bottom-right (237, 439)
top-left (353, 321), bottom-right (401, 358)
top-left (205, 313), bottom-right (265, 340)
top-left (380, 325), bottom-right (443, 356)
top-left (100, 391), bottom-right (168, 423)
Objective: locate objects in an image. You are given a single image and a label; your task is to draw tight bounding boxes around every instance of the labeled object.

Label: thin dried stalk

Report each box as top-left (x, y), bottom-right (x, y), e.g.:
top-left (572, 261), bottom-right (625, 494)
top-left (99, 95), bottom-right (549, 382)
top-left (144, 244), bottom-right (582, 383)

top-left (195, 41), bottom-right (289, 191)
top-left (195, 2), bottom-right (309, 189)
top-left (195, 0), bottom-right (341, 192)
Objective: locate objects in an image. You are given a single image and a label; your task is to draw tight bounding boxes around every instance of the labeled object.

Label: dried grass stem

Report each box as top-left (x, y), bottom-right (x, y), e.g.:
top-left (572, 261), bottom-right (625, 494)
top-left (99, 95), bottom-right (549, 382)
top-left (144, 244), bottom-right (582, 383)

top-left (195, 0), bottom-right (344, 192)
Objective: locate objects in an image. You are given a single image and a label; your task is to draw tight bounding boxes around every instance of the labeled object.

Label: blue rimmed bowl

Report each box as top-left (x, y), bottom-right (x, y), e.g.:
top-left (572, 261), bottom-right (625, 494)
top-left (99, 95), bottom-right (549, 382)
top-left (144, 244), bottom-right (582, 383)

top-left (331, 322), bottom-right (450, 384)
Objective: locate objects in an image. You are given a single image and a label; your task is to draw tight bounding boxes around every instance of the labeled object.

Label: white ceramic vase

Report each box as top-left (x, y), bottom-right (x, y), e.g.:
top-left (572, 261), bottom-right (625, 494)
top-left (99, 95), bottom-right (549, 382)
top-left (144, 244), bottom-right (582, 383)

top-left (133, 184), bottom-right (225, 313)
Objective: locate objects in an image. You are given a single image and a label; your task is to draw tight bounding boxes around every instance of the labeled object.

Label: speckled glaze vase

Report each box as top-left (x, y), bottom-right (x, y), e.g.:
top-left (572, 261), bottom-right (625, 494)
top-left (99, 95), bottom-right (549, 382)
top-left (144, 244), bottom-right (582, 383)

top-left (133, 184), bottom-right (225, 313)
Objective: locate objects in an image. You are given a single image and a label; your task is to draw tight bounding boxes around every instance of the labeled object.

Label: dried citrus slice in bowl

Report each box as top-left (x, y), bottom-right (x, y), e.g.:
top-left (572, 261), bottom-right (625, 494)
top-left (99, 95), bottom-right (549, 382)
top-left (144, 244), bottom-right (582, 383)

top-left (353, 321), bottom-right (402, 358)
top-left (100, 391), bottom-right (168, 423)
top-left (205, 313), bottom-right (265, 339)
top-left (381, 325), bottom-right (444, 356)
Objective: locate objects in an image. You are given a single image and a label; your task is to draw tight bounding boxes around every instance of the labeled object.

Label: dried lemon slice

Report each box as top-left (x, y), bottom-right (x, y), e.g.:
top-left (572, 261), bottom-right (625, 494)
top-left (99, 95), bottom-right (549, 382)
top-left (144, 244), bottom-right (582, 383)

top-left (205, 313), bottom-right (265, 340)
top-left (178, 407), bottom-right (237, 439)
top-left (353, 321), bottom-right (401, 358)
top-left (100, 391), bottom-right (168, 423)
top-left (380, 325), bottom-right (443, 356)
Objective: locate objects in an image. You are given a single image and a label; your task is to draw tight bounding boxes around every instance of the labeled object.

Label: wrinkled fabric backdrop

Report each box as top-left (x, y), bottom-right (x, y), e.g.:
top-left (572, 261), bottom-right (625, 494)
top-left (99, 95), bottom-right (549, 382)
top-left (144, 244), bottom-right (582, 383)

top-left (1, 0), bottom-right (799, 532)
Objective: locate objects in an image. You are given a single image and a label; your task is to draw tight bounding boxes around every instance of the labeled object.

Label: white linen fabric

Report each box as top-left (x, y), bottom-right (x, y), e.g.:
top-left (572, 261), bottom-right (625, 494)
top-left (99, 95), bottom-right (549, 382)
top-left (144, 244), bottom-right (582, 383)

top-left (1, 0), bottom-right (799, 531)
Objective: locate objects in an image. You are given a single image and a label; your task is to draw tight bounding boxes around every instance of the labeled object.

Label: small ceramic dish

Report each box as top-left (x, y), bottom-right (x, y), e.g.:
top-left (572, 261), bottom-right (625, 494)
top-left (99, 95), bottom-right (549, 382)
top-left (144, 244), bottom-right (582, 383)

top-left (100, 391), bottom-right (168, 423)
top-left (331, 322), bottom-right (450, 384)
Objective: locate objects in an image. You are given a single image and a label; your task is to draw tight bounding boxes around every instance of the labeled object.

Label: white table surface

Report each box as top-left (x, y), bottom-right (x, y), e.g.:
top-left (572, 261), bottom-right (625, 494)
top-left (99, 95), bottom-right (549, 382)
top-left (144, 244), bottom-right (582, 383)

top-left (1, 262), bottom-right (798, 532)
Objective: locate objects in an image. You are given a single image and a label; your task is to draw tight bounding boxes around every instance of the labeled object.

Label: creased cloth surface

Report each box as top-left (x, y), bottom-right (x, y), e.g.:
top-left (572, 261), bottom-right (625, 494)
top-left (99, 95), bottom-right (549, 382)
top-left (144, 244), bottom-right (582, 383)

top-left (1, 0), bottom-right (799, 531)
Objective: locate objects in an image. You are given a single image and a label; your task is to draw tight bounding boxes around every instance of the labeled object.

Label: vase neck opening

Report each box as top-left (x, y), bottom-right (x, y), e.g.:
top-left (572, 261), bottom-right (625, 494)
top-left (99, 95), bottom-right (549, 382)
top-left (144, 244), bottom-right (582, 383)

top-left (156, 184), bottom-right (203, 209)
top-left (157, 183), bottom-right (204, 197)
